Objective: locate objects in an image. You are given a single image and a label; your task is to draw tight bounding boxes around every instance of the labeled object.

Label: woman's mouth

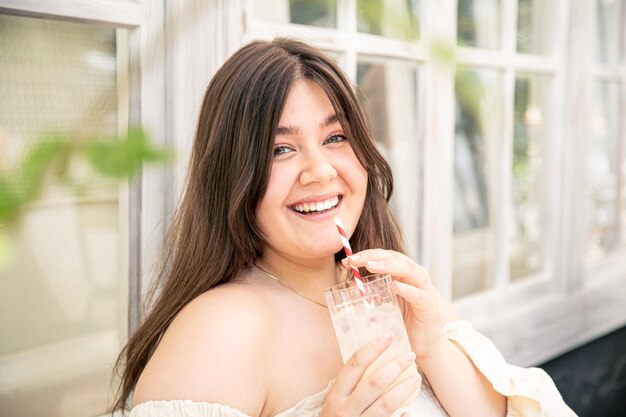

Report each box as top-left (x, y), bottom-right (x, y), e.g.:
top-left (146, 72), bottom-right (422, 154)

top-left (290, 195), bottom-right (342, 215)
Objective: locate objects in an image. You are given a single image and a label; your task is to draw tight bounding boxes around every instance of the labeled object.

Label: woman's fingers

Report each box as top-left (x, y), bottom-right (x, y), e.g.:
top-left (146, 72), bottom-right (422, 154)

top-left (347, 349), bottom-right (417, 409)
top-left (331, 331), bottom-right (394, 398)
top-left (333, 343), bottom-right (421, 417)
top-left (344, 249), bottom-right (431, 289)
top-left (361, 373), bottom-right (422, 417)
top-left (392, 281), bottom-right (434, 314)
top-left (393, 281), bottom-right (426, 304)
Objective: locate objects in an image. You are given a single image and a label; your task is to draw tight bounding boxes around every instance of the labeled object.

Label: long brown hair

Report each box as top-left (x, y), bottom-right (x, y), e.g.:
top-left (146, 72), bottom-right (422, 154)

top-left (111, 37), bottom-right (405, 413)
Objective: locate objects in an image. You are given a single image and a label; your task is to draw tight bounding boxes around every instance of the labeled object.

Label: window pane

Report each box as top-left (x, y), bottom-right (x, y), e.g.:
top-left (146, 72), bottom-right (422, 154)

top-left (596, 0), bottom-right (625, 64)
top-left (252, 0), bottom-right (337, 28)
top-left (356, 58), bottom-right (421, 256)
top-left (587, 81), bottom-right (621, 262)
top-left (517, 0), bottom-right (556, 54)
top-left (357, 0), bottom-right (421, 41)
top-left (0, 15), bottom-right (124, 417)
top-left (457, 0), bottom-right (502, 49)
top-left (511, 74), bottom-right (551, 280)
top-left (453, 68), bottom-right (503, 299)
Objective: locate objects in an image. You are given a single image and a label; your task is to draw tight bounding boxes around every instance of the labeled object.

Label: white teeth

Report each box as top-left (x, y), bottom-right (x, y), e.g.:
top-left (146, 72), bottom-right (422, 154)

top-left (292, 196), bottom-right (339, 214)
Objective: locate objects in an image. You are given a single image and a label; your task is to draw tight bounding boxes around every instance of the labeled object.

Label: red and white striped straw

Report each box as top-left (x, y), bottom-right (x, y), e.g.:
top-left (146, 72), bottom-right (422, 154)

top-left (334, 217), bottom-right (366, 295)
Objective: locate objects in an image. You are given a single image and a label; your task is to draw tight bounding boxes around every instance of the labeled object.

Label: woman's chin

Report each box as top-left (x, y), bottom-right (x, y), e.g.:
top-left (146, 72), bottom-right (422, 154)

top-left (298, 242), bottom-right (344, 260)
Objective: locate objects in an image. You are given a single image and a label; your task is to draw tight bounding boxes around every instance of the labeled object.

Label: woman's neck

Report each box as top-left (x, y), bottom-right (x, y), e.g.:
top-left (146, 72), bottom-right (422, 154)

top-left (256, 250), bottom-right (339, 296)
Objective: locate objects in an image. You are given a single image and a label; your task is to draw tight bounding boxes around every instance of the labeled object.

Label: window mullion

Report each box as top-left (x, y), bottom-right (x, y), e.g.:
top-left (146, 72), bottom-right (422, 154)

top-left (558, 0), bottom-right (594, 293)
top-left (342, 0), bottom-right (357, 79)
top-left (491, 0), bottom-right (518, 289)
top-left (116, 27), bottom-right (131, 344)
top-left (420, 1), bottom-right (456, 298)
top-left (543, 0), bottom-right (570, 292)
top-left (616, 82), bottom-right (625, 247)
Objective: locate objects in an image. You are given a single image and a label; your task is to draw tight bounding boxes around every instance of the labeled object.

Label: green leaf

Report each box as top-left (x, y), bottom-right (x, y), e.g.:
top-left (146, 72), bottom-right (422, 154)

top-left (15, 134), bottom-right (67, 202)
top-left (0, 135), bottom-right (69, 224)
top-left (84, 128), bottom-right (172, 179)
top-left (0, 174), bottom-right (22, 223)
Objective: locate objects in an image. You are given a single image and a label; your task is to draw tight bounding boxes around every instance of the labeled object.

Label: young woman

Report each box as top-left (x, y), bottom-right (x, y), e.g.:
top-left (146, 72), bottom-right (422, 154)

top-left (112, 38), bottom-right (576, 417)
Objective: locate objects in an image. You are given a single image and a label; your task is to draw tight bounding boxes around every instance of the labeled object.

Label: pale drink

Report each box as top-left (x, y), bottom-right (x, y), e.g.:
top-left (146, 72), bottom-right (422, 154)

top-left (325, 274), bottom-right (419, 414)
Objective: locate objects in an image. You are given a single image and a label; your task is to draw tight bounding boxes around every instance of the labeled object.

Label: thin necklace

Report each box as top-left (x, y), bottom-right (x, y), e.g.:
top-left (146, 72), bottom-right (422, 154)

top-left (254, 264), bottom-right (328, 308)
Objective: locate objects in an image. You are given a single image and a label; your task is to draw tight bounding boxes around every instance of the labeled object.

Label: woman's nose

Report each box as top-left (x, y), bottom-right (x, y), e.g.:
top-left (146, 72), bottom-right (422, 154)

top-left (299, 149), bottom-right (337, 185)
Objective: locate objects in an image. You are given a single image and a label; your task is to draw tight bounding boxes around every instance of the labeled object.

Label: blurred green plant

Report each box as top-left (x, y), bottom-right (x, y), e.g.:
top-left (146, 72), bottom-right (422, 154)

top-left (0, 128), bottom-right (171, 268)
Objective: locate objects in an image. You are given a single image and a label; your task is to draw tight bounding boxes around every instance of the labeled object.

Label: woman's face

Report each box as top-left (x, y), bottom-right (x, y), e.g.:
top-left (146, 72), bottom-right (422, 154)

top-left (256, 79), bottom-right (368, 263)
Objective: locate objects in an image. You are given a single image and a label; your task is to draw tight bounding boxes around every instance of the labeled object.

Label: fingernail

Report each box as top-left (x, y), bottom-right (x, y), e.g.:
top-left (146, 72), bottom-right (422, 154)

top-left (380, 331), bottom-right (393, 342)
top-left (351, 254), bottom-right (361, 261)
top-left (405, 351), bottom-right (416, 362)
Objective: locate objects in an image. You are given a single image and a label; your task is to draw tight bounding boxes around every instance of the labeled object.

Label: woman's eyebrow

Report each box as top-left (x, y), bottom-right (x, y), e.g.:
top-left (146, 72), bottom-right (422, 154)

top-left (275, 113), bottom-right (344, 136)
top-left (275, 125), bottom-right (300, 136)
top-left (320, 113), bottom-right (340, 128)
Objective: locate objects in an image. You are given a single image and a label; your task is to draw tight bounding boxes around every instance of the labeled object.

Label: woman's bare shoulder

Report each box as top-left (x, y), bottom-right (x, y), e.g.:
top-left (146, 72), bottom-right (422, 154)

top-left (133, 278), bottom-right (274, 416)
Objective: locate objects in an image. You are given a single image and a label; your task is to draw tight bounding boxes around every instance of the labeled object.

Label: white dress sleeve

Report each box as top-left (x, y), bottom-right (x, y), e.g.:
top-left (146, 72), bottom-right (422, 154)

top-left (129, 400), bottom-right (253, 417)
top-left (442, 320), bottom-right (578, 417)
top-left (127, 381), bottom-right (333, 417)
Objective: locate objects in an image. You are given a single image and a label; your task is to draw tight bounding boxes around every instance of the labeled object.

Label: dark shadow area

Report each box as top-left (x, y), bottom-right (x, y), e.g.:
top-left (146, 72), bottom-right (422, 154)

top-left (539, 326), bottom-right (626, 417)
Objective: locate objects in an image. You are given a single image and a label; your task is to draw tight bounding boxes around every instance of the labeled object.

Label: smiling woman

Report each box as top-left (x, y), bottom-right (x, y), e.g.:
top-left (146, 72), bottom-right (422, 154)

top-left (111, 38), bottom-right (576, 417)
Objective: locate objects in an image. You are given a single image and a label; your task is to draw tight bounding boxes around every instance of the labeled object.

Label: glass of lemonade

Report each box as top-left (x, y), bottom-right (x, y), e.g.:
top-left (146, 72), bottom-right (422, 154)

top-left (325, 274), bottom-right (419, 414)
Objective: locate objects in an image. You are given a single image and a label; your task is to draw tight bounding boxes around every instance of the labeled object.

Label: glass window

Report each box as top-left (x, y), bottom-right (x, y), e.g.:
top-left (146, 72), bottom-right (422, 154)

top-left (0, 14), bottom-right (125, 417)
top-left (357, 0), bottom-right (421, 41)
top-left (595, 0), bottom-right (625, 65)
top-left (516, 0), bottom-right (556, 54)
top-left (511, 73), bottom-right (551, 280)
top-left (457, 0), bottom-right (502, 49)
top-left (252, 0), bottom-right (337, 28)
top-left (356, 57), bottom-right (421, 256)
top-left (453, 68), bottom-right (503, 299)
top-left (587, 81), bottom-right (621, 261)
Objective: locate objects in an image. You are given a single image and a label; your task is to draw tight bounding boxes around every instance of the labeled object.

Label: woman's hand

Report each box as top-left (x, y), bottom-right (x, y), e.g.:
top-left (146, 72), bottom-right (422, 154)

top-left (343, 251), bottom-right (507, 417)
top-left (343, 250), bottom-right (447, 361)
top-left (320, 332), bottom-right (421, 417)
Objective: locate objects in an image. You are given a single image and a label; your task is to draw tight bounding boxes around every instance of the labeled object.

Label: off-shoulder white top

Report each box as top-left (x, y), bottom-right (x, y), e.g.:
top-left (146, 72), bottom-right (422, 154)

top-left (129, 321), bottom-right (577, 417)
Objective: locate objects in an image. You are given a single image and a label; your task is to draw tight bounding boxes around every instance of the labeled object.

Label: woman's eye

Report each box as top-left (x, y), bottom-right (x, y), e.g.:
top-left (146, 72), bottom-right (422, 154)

top-left (325, 134), bottom-right (347, 144)
top-left (273, 145), bottom-right (293, 156)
